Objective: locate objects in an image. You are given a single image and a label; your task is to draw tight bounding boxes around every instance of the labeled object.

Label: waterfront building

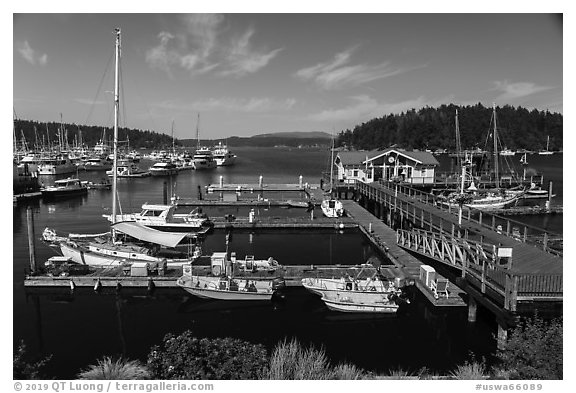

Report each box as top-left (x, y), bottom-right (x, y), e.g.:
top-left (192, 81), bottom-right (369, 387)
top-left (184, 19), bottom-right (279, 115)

top-left (335, 148), bottom-right (439, 185)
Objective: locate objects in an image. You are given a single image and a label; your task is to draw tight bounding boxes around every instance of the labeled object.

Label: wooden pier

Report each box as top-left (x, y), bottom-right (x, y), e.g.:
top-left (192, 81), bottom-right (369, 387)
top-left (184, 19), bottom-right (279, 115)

top-left (355, 181), bottom-right (563, 333)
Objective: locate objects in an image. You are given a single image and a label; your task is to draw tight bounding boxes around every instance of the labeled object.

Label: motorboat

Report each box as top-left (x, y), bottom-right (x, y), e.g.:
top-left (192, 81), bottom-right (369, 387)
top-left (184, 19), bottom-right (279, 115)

top-left (107, 159), bottom-right (150, 178)
top-left (193, 147), bottom-right (217, 170)
top-left (177, 262), bottom-right (285, 301)
top-left (36, 154), bottom-right (77, 175)
top-left (149, 161), bottom-right (179, 176)
top-left (177, 274), bottom-right (283, 301)
top-left (212, 142), bottom-right (237, 166)
top-left (83, 156), bottom-right (113, 171)
top-left (321, 199), bottom-right (344, 217)
top-left (302, 273), bottom-right (403, 313)
top-left (104, 203), bottom-right (212, 235)
top-left (41, 178), bottom-right (88, 199)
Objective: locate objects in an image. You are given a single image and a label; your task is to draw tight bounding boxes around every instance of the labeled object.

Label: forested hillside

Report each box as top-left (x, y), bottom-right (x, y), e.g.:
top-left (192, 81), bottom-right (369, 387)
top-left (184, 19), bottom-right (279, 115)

top-left (336, 103), bottom-right (563, 152)
top-left (13, 120), bottom-right (176, 150)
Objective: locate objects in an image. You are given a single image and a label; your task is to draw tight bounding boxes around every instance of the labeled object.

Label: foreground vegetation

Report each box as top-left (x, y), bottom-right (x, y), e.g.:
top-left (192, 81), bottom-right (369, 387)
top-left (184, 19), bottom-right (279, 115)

top-left (14, 316), bottom-right (562, 380)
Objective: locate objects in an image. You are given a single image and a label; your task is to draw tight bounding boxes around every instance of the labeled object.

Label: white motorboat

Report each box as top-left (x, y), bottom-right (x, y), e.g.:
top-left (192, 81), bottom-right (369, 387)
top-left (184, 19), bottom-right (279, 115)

top-left (212, 141), bottom-right (237, 166)
top-left (177, 274), bottom-right (281, 301)
top-left (193, 147), bottom-right (217, 170)
top-left (321, 199), bottom-right (344, 218)
top-left (149, 161), bottom-right (179, 176)
top-left (83, 156), bottom-right (113, 171)
top-left (106, 159), bottom-right (150, 178)
top-left (41, 178), bottom-right (88, 199)
top-left (104, 203), bottom-right (212, 235)
top-left (37, 154), bottom-right (77, 175)
top-left (302, 274), bottom-right (403, 313)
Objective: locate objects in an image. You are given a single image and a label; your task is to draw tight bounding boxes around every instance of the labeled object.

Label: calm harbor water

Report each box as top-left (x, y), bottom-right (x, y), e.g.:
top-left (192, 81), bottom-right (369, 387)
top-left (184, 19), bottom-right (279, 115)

top-left (12, 147), bottom-right (563, 379)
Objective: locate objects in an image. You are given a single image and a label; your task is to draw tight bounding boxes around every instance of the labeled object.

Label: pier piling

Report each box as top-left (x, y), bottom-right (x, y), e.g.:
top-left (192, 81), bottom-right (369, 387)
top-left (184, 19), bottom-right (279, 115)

top-left (26, 207), bottom-right (37, 275)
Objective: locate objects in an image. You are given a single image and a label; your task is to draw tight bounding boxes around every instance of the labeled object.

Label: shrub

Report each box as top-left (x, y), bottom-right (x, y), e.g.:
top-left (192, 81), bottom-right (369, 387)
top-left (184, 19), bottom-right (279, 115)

top-left (496, 316), bottom-right (562, 380)
top-left (147, 331), bottom-right (269, 380)
top-left (13, 340), bottom-right (51, 380)
top-left (449, 361), bottom-right (488, 380)
top-left (266, 338), bottom-right (367, 380)
top-left (78, 357), bottom-right (150, 380)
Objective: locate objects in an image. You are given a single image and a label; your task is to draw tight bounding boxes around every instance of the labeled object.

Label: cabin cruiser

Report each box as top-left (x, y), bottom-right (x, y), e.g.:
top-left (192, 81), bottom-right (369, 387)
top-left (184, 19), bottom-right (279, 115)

top-left (41, 178), bottom-right (88, 199)
top-left (149, 161), bottom-right (179, 176)
top-left (104, 203), bottom-right (212, 235)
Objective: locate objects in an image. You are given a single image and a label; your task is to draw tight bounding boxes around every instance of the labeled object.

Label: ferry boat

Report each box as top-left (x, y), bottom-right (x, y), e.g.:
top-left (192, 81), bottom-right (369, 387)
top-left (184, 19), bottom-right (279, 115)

top-left (149, 161), bottom-right (179, 176)
top-left (212, 142), bottom-right (237, 166)
top-left (41, 178), bottom-right (88, 199)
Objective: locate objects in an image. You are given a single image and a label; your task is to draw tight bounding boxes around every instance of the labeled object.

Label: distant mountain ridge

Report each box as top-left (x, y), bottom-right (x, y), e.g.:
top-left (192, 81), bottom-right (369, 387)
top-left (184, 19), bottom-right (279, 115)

top-left (251, 131), bottom-right (332, 139)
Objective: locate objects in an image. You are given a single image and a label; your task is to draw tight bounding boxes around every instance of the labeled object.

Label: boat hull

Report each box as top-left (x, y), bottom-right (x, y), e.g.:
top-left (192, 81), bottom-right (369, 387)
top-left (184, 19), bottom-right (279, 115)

top-left (41, 188), bottom-right (88, 199)
top-left (322, 296), bottom-right (399, 313)
top-left (177, 276), bottom-right (275, 300)
top-left (149, 169), bottom-right (179, 176)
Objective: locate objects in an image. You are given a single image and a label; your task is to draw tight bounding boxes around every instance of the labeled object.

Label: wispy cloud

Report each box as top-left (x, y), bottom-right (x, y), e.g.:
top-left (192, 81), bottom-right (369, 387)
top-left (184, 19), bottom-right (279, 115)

top-left (16, 41), bottom-right (48, 66)
top-left (146, 14), bottom-right (282, 77)
top-left (295, 47), bottom-right (421, 90)
top-left (307, 95), bottom-right (448, 122)
top-left (493, 80), bottom-right (553, 100)
top-left (73, 98), bottom-right (107, 106)
top-left (154, 97), bottom-right (296, 113)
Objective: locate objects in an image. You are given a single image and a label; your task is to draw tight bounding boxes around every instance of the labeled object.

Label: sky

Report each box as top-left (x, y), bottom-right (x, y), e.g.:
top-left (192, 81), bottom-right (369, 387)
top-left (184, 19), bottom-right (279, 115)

top-left (11, 9), bottom-right (565, 141)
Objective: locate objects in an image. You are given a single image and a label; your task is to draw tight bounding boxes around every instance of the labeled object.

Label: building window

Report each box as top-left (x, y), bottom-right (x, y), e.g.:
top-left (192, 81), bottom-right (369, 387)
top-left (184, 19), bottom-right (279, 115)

top-left (353, 169), bottom-right (358, 177)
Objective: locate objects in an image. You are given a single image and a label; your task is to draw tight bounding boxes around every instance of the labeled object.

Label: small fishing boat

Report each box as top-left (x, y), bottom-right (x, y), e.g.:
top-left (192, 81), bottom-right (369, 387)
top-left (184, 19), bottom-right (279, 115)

top-left (177, 274), bottom-right (284, 301)
top-left (302, 273), bottom-right (404, 313)
top-left (41, 178), bottom-right (88, 199)
top-left (107, 160), bottom-right (150, 178)
top-left (321, 199), bottom-right (344, 217)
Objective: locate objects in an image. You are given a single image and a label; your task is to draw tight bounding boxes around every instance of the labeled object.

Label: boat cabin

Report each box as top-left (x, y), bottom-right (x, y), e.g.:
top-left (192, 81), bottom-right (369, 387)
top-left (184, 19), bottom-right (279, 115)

top-left (53, 178), bottom-right (83, 187)
top-left (335, 148), bottom-right (439, 185)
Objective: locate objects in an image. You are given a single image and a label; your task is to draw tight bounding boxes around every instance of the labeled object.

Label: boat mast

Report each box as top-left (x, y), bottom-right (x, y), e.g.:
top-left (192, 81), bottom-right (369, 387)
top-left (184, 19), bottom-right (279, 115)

top-left (111, 28), bottom-right (121, 234)
top-left (171, 120), bottom-right (175, 157)
top-left (196, 114), bottom-right (201, 150)
top-left (492, 103), bottom-right (499, 189)
top-left (329, 134), bottom-right (335, 194)
top-left (455, 109), bottom-right (462, 170)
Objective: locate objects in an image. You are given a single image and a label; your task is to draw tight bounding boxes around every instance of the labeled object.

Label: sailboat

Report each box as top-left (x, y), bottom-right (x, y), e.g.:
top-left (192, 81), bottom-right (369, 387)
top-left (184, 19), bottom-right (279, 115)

top-left (43, 28), bottom-right (200, 268)
top-left (441, 105), bottom-right (524, 211)
top-left (538, 135), bottom-right (553, 155)
top-left (321, 136), bottom-right (344, 218)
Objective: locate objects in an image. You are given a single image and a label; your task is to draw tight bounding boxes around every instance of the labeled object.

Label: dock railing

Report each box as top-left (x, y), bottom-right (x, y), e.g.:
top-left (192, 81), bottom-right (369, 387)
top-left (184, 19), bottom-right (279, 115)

top-left (396, 228), bottom-right (563, 309)
top-left (359, 180), bottom-right (562, 257)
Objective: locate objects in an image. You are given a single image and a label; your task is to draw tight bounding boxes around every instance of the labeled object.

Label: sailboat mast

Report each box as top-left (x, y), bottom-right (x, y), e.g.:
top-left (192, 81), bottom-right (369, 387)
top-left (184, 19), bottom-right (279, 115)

top-left (455, 109), bottom-right (462, 170)
top-left (171, 120), bottom-right (175, 156)
top-left (196, 114), bottom-right (200, 150)
top-left (111, 28), bottom-right (121, 229)
top-left (330, 135), bottom-right (335, 194)
top-left (492, 103), bottom-right (499, 189)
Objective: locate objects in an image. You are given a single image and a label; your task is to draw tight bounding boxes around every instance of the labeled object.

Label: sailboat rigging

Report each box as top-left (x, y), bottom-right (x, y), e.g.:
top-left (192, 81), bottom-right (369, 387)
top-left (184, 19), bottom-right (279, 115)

top-left (42, 28), bottom-right (201, 267)
top-left (321, 134), bottom-right (344, 218)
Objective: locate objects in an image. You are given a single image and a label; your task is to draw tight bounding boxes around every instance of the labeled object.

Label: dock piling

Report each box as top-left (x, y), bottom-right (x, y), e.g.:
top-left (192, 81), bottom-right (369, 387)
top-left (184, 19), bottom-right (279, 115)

top-left (26, 207), bottom-right (37, 275)
top-left (163, 181), bottom-right (168, 204)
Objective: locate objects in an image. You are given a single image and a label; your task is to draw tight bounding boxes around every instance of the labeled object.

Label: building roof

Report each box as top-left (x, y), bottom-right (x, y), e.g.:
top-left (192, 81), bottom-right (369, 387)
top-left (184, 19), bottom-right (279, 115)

top-left (336, 150), bottom-right (380, 166)
top-left (336, 148), bottom-right (439, 166)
